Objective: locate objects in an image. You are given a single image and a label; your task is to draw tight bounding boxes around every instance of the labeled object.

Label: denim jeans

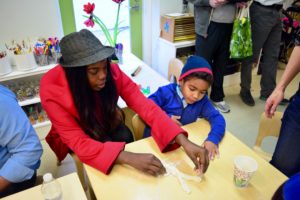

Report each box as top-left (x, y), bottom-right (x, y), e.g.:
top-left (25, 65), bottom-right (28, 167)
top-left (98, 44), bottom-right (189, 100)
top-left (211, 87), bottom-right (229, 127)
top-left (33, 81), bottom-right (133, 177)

top-left (270, 87), bottom-right (300, 177)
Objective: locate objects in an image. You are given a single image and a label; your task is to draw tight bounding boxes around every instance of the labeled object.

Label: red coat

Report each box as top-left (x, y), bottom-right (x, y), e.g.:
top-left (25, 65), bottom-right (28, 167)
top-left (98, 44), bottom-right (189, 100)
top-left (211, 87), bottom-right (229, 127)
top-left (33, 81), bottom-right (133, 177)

top-left (40, 63), bottom-right (187, 174)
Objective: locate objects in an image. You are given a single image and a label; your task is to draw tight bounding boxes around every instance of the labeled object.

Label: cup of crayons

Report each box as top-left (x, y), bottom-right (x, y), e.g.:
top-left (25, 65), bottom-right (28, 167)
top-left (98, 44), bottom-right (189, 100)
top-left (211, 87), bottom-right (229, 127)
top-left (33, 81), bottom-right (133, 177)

top-left (34, 37), bottom-right (60, 66)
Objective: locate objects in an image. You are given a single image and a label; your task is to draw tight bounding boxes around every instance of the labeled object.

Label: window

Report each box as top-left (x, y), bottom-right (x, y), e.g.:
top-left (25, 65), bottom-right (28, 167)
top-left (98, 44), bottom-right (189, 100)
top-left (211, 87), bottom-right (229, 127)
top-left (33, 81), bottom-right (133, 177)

top-left (72, 0), bottom-right (130, 51)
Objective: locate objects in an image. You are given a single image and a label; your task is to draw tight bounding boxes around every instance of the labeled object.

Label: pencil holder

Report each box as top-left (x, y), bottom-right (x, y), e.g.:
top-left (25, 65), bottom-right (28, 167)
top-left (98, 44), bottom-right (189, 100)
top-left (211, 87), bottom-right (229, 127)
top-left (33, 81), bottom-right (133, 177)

top-left (0, 56), bottom-right (12, 76)
top-left (14, 53), bottom-right (37, 71)
top-left (34, 54), bottom-right (49, 66)
top-left (48, 52), bottom-right (61, 64)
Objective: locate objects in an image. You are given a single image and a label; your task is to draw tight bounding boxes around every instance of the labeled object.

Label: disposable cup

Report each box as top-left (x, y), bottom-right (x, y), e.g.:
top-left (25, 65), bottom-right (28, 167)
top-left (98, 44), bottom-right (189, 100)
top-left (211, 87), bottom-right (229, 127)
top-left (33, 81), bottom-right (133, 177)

top-left (233, 155), bottom-right (258, 187)
top-left (0, 56), bottom-right (12, 76)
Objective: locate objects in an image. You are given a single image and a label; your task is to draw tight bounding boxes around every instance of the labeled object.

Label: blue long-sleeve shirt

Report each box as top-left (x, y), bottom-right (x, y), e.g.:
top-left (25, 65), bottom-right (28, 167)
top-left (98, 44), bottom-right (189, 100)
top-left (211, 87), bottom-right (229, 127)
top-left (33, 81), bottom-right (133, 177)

top-left (145, 83), bottom-right (226, 145)
top-left (0, 85), bottom-right (42, 183)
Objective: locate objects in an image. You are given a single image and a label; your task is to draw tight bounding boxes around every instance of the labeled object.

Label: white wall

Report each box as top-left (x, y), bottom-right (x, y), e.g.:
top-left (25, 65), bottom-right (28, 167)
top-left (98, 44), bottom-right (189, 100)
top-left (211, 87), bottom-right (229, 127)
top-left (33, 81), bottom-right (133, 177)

top-left (142, 0), bottom-right (192, 71)
top-left (160, 0), bottom-right (183, 14)
top-left (0, 0), bottom-right (63, 44)
top-left (143, 0), bottom-right (177, 66)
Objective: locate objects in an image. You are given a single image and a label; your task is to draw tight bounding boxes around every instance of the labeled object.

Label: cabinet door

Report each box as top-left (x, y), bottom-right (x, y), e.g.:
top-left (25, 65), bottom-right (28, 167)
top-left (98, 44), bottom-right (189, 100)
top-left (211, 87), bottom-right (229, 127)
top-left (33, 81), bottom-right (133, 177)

top-left (155, 40), bottom-right (177, 78)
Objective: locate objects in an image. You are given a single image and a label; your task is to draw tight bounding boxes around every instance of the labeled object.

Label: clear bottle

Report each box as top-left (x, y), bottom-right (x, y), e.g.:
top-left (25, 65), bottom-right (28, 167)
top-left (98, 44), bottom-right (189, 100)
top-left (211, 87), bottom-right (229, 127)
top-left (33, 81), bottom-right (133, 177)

top-left (41, 173), bottom-right (62, 200)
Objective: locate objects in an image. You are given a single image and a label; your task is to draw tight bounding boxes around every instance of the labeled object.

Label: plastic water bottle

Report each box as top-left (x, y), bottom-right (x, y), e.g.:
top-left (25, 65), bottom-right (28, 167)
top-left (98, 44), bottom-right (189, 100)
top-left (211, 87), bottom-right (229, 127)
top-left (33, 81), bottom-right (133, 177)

top-left (41, 173), bottom-right (62, 200)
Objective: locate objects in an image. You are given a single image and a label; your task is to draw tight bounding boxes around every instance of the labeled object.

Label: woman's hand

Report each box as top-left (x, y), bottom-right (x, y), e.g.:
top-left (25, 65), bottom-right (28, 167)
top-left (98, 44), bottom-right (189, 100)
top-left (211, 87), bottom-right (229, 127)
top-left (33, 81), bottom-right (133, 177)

top-left (175, 134), bottom-right (209, 174)
top-left (209, 0), bottom-right (228, 7)
top-left (203, 141), bottom-right (219, 161)
top-left (236, 2), bottom-right (247, 8)
top-left (116, 151), bottom-right (166, 176)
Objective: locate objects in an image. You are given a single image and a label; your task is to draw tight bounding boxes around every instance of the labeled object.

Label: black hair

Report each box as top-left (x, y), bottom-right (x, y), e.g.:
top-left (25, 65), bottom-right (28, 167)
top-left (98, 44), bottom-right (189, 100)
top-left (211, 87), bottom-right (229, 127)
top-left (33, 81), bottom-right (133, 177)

top-left (182, 71), bottom-right (214, 85)
top-left (63, 60), bottom-right (123, 141)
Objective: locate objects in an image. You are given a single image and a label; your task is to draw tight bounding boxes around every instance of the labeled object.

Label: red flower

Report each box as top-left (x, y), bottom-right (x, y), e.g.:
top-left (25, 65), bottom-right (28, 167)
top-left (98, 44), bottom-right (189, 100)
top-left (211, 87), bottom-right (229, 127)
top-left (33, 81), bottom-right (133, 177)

top-left (112, 0), bottom-right (124, 3)
top-left (83, 2), bottom-right (95, 14)
top-left (84, 18), bottom-right (95, 28)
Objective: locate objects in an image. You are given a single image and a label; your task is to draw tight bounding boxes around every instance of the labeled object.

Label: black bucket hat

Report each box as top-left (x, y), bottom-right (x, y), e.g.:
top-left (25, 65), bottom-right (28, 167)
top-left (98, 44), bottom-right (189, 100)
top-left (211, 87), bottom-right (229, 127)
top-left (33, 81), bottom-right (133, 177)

top-left (59, 29), bottom-right (115, 67)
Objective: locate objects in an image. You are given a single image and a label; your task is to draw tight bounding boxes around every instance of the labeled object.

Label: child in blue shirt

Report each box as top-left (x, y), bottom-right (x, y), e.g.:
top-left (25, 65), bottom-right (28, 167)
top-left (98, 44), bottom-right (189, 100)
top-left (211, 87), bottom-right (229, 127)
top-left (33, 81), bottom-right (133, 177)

top-left (144, 55), bottom-right (226, 160)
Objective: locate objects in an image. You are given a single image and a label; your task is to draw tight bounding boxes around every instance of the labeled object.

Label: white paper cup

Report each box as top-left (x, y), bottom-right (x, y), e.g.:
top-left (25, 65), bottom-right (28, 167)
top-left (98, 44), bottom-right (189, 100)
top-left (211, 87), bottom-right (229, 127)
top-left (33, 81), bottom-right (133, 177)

top-left (233, 155), bottom-right (258, 187)
top-left (0, 56), bottom-right (12, 76)
top-left (14, 53), bottom-right (37, 71)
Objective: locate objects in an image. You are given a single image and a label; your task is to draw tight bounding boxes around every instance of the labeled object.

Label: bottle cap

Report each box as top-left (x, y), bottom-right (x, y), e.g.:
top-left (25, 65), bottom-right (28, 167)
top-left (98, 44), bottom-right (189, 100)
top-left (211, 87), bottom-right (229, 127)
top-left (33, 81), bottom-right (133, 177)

top-left (43, 173), bottom-right (53, 182)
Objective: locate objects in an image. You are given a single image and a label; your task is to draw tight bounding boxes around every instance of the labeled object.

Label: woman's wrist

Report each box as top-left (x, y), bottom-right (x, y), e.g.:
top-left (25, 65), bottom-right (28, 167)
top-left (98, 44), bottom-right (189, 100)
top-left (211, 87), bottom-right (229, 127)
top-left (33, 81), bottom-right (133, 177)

top-left (175, 133), bottom-right (189, 148)
top-left (115, 151), bottom-right (131, 165)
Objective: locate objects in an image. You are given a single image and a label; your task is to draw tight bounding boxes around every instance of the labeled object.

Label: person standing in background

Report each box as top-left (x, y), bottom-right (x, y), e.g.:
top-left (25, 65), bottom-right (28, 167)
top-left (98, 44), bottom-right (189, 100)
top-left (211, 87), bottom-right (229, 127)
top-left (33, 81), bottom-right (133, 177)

top-left (0, 85), bottom-right (43, 198)
top-left (187, 0), bottom-right (243, 113)
top-left (265, 35), bottom-right (300, 177)
top-left (240, 0), bottom-right (289, 106)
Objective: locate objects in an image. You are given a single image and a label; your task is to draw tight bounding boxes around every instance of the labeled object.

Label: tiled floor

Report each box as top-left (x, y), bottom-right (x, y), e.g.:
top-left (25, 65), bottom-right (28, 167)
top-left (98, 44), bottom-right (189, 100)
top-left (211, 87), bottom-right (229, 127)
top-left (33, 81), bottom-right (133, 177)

top-left (38, 62), bottom-right (300, 181)
top-left (222, 64), bottom-right (300, 154)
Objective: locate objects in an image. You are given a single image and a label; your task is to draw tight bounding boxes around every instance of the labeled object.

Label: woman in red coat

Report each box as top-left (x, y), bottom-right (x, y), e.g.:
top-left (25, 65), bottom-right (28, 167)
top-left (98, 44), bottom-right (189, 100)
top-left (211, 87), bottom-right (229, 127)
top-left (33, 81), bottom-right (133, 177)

top-left (40, 29), bottom-right (209, 176)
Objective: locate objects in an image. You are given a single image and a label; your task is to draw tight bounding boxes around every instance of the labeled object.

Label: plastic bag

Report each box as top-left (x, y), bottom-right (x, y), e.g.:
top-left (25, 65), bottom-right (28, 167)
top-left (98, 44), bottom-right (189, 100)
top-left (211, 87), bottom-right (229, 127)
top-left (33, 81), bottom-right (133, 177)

top-left (229, 6), bottom-right (253, 59)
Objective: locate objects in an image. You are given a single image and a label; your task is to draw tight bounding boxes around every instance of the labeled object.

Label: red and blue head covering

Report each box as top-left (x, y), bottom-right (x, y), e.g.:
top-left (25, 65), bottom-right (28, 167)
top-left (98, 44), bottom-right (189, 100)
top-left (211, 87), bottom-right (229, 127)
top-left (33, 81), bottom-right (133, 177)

top-left (179, 55), bottom-right (213, 81)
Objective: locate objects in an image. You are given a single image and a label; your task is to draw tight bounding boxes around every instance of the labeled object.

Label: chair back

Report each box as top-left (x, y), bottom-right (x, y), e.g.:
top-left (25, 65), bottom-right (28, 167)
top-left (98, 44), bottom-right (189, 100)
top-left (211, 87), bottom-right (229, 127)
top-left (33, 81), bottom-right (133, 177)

top-left (168, 58), bottom-right (184, 83)
top-left (70, 153), bottom-right (87, 191)
top-left (131, 114), bottom-right (146, 141)
top-left (253, 112), bottom-right (283, 161)
top-left (71, 153), bottom-right (97, 200)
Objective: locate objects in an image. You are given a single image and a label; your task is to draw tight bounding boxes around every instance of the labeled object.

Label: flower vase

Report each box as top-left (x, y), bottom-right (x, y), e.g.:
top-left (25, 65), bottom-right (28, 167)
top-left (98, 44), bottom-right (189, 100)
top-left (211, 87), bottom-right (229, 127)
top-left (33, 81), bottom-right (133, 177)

top-left (114, 43), bottom-right (123, 64)
top-left (111, 52), bottom-right (119, 63)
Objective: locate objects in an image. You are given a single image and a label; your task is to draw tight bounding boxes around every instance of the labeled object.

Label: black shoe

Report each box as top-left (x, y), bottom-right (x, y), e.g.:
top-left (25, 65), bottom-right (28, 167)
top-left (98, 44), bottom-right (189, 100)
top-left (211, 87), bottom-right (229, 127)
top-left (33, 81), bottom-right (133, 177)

top-left (259, 96), bottom-right (289, 105)
top-left (240, 90), bottom-right (255, 106)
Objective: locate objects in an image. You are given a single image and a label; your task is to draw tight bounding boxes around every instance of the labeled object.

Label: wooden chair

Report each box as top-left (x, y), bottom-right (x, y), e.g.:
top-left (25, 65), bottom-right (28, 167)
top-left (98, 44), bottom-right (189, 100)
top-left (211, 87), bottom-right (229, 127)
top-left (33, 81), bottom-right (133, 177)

top-left (253, 112), bottom-right (283, 161)
top-left (131, 114), bottom-right (146, 141)
top-left (168, 58), bottom-right (184, 83)
top-left (56, 154), bottom-right (86, 191)
top-left (71, 153), bottom-right (96, 200)
top-left (70, 153), bottom-right (87, 190)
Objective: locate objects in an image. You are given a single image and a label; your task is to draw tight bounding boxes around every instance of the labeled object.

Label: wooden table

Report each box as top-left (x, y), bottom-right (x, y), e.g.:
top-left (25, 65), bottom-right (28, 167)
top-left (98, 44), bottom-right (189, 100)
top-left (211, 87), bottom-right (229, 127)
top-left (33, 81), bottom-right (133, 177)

top-left (2, 173), bottom-right (87, 200)
top-left (84, 120), bottom-right (287, 200)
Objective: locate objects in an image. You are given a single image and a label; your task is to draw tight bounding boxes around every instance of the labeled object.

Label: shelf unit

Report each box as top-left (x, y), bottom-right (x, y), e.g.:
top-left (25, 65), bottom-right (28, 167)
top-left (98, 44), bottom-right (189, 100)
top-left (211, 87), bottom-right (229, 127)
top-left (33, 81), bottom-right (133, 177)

top-left (153, 38), bottom-right (195, 78)
top-left (33, 120), bottom-right (51, 129)
top-left (0, 64), bottom-right (55, 129)
top-left (18, 97), bottom-right (41, 107)
top-left (0, 64), bottom-right (55, 82)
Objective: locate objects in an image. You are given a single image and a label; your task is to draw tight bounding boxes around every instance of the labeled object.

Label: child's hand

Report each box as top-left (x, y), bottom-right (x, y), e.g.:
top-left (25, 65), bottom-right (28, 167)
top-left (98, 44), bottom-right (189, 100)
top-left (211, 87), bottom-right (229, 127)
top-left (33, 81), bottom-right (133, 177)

top-left (171, 115), bottom-right (182, 126)
top-left (236, 2), bottom-right (247, 8)
top-left (203, 141), bottom-right (219, 161)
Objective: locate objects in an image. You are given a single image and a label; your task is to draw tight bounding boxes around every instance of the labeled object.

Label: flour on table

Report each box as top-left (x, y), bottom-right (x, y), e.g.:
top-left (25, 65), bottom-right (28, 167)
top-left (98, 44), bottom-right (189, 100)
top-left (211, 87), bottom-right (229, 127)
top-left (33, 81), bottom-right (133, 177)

top-left (162, 161), bottom-right (202, 194)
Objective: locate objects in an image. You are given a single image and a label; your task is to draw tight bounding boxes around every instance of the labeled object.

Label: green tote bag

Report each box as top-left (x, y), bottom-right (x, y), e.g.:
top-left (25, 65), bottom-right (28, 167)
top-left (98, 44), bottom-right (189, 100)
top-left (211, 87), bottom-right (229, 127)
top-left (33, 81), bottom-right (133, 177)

top-left (230, 6), bottom-right (253, 59)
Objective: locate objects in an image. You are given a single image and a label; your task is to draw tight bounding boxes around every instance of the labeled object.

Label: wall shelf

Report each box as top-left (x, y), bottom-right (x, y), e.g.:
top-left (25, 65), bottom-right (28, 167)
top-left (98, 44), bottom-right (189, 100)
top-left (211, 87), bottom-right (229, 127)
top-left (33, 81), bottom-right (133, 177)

top-left (159, 38), bottom-right (195, 49)
top-left (33, 120), bottom-right (51, 129)
top-left (18, 97), bottom-right (41, 107)
top-left (0, 63), bottom-right (55, 131)
top-left (0, 64), bottom-right (56, 82)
